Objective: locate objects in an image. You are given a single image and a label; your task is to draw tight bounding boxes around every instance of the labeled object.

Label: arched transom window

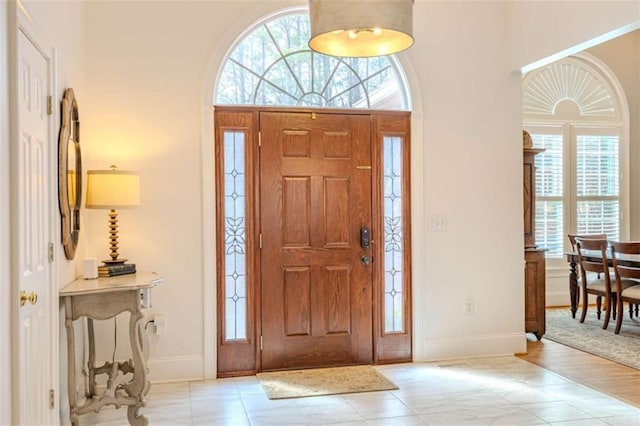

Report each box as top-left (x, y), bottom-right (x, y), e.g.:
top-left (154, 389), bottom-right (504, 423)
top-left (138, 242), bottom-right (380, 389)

top-left (215, 10), bottom-right (410, 110)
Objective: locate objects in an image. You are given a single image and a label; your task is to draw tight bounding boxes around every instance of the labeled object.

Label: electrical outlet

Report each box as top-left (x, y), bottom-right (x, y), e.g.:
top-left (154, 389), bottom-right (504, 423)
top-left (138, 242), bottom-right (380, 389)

top-left (465, 298), bottom-right (475, 314)
top-left (154, 315), bottom-right (165, 335)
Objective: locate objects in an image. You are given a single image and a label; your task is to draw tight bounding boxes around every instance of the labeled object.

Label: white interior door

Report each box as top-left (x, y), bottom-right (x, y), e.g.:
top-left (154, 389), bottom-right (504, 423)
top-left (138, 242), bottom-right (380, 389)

top-left (14, 28), bottom-right (53, 425)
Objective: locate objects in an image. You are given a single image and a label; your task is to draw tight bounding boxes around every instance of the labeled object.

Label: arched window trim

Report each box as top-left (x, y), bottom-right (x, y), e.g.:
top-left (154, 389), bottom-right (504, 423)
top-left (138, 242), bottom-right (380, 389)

top-left (214, 6), bottom-right (411, 110)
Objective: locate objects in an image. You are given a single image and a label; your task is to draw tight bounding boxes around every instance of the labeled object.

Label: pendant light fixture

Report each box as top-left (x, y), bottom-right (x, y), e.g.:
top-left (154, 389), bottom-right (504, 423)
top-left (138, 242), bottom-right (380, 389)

top-left (308, 0), bottom-right (414, 58)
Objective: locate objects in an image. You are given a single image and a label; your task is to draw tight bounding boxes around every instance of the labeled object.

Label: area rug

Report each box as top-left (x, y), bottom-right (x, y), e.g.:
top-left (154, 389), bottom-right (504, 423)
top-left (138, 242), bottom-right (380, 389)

top-left (545, 308), bottom-right (640, 370)
top-left (256, 365), bottom-right (398, 399)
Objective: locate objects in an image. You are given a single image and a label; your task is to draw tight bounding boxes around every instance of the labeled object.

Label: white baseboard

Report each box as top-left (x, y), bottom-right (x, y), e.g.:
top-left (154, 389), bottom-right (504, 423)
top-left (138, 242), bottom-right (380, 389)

top-left (546, 291), bottom-right (571, 307)
top-left (147, 355), bottom-right (204, 383)
top-left (415, 332), bottom-right (526, 362)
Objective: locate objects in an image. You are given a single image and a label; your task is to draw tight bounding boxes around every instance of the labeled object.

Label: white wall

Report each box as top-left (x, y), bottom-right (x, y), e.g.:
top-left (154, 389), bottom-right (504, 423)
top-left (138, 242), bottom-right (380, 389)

top-left (508, 0), bottom-right (640, 71)
top-left (412, 1), bottom-right (525, 358)
top-left (82, 0), bottom-right (259, 381)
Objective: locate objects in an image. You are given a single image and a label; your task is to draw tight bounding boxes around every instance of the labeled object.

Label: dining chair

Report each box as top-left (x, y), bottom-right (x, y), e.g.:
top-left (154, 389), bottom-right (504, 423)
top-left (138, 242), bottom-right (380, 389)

top-left (568, 233), bottom-right (607, 252)
top-left (574, 237), bottom-right (616, 329)
top-left (608, 241), bottom-right (640, 334)
top-left (568, 234), bottom-right (607, 308)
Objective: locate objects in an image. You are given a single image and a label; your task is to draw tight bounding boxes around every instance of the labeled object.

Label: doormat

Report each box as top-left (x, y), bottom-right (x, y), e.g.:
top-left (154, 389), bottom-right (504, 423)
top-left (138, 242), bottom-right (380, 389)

top-left (545, 308), bottom-right (640, 370)
top-left (256, 365), bottom-right (398, 399)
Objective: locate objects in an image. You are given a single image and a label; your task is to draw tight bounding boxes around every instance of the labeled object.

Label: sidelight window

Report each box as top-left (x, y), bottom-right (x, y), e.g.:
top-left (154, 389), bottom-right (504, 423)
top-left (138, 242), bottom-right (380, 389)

top-left (223, 130), bottom-right (247, 341)
top-left (383, 136), bottom-right (404, 332)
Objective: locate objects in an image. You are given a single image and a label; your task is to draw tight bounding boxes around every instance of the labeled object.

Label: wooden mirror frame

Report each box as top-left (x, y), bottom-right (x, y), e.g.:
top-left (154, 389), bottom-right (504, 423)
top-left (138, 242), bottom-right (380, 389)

top-left (58, 88), bottom-right (82, 260)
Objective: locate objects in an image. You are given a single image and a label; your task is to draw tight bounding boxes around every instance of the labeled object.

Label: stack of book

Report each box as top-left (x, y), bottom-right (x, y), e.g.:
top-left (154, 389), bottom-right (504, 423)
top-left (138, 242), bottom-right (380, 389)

top-left (98, 263), bottom-right (136, 277)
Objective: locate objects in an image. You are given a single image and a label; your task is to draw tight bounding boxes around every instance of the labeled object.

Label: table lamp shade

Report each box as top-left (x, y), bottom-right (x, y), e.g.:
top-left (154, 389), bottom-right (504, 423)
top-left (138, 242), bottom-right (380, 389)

top-left (86, 169), bottom-right (140, 209)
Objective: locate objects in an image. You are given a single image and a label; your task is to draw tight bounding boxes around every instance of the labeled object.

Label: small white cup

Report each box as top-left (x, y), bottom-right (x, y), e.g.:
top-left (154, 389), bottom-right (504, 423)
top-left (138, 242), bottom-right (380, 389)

top-left (83, 258), bottom-right (98, 279)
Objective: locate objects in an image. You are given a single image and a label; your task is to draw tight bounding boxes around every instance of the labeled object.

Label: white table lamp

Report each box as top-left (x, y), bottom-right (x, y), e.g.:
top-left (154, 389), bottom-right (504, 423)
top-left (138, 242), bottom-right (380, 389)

top-left (85, 166), bottom-right (140, 264)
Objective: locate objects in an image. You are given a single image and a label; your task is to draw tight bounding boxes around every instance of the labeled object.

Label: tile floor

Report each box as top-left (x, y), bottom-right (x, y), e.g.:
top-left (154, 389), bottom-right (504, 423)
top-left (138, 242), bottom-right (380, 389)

top-left (79, 356), bottom-right (640, 425)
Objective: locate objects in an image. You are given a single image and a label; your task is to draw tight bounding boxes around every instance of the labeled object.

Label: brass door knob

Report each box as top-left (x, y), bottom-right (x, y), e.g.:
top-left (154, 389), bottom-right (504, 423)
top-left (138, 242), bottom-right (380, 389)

top-left (19, 290), bottom-right (38, 307)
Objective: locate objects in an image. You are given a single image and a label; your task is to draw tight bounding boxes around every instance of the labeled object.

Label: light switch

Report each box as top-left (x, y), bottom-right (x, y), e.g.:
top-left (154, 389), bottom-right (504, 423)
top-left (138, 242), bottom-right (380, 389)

top-left (427, 215), bottom-right (448, 232)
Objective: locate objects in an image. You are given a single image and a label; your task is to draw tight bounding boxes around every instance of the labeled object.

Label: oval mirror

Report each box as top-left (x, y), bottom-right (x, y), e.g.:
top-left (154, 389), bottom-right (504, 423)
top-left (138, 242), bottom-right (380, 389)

top-left (58, 88), bottom-right (82, 260)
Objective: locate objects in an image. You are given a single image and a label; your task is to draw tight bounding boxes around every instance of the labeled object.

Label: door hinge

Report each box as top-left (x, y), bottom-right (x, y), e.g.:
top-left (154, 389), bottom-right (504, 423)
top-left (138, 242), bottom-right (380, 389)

top-left (47, 96), bottom-right (53, 115)
top-left (259, 233), bottom-right (262, 249)
top-left (258, 131), bottom-right (262, 147)
top-left (49, 389), bottom-right (54, 409)
top-left (260, 335), bottom-right (263, 350)
top-left (48, 242), bottom-right (54, 263)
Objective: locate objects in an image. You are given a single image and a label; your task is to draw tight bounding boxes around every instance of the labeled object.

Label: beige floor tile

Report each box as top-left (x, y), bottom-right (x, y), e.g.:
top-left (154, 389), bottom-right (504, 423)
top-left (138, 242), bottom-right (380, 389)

top-left (78, 349), bottom-right (640, 425)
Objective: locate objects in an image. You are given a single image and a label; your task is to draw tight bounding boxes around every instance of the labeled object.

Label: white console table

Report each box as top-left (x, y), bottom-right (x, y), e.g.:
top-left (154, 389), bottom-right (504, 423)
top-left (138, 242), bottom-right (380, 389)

top-left (60, 272), bottom-right (164, 426)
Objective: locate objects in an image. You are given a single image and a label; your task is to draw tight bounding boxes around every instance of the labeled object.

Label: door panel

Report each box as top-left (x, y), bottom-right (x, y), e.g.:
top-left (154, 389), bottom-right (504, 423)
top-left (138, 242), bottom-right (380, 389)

top-left (260, 112), bottom-right (372, 370)
top-left (16, 29), bottom-right (52, 425)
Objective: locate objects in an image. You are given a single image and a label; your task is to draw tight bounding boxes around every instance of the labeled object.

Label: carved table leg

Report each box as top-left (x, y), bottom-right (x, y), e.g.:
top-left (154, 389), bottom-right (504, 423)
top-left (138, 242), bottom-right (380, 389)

top-left (138, 321), bottom-right (151, 397)
top-left (569, 260), bottom-right (578, 318)
top-left (64, 298), bottom-right (79, 426)
top-left (87, 318), bottom-right (96, 398)
top-left (125, 307), bottom-right (148, 426)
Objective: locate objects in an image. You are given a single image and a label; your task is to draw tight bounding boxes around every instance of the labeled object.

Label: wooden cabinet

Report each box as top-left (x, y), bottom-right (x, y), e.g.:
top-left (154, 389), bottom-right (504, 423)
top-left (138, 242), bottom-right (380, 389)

top-left (524, 248), bottom-right (546, 339)
top-left (523, 146), bottom-right (546, 339)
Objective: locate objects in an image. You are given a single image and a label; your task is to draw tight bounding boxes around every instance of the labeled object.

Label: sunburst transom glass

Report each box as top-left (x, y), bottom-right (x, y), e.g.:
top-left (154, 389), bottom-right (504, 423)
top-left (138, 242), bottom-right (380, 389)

top-left (215, 13), bottom-right (408, 110)
top-left (523, 59), bottom-right (616, 118)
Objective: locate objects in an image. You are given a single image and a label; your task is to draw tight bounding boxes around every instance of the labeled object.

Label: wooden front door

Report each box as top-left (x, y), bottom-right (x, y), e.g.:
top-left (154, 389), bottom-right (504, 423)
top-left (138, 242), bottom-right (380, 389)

top-left (260, 112), bottom-right (373, 370)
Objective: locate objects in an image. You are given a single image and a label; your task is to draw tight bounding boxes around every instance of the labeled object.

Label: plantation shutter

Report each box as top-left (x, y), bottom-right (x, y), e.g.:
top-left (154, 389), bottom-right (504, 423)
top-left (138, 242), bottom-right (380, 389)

top-left (575, 133), bottom-right (619, 241)
top-left (533, 133), bottom-right (563, 258)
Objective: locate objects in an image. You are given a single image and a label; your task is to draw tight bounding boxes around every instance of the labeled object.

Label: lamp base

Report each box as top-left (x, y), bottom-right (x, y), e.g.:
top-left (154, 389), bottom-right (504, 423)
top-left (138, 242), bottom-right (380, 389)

top-left (102, 258), bottom-right (128, 265)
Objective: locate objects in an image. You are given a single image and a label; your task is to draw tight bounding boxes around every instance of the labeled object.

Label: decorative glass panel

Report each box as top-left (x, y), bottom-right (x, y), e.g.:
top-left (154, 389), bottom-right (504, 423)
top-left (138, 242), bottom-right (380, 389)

top-left (383, 136), bottom-right (403, 333)
top-left (223, 130), bottom-right (246, 341)
top-left (533, 134), bottom-right (564, 258)
top-left (216, 13), bottom-right (408, 110)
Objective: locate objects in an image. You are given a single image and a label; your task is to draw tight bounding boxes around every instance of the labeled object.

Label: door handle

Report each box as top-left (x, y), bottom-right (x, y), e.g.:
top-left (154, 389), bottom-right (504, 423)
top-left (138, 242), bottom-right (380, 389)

top-left (20, 290), bottom-right (37, 307)
top-left (360, 227), bottom-right (371, 249)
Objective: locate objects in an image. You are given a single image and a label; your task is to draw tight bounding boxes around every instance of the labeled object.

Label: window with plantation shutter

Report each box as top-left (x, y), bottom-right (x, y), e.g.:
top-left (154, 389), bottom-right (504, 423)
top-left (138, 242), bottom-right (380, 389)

top-left (523, 54), bottom-right (628, 267)
top-left (576, 133), bottom-right (619, 242)
top-left (532, 133), bottom-right (563, 258)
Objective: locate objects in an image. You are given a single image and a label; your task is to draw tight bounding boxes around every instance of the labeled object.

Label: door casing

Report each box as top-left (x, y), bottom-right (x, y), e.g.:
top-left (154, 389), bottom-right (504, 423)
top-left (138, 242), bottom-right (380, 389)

top-left (214, 106), bottom-right (412, 376)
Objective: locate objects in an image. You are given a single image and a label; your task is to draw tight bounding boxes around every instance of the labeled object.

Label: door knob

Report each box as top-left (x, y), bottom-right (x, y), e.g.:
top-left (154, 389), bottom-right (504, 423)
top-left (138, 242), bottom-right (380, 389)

top-left (19, 290), bottom-right (37, 307)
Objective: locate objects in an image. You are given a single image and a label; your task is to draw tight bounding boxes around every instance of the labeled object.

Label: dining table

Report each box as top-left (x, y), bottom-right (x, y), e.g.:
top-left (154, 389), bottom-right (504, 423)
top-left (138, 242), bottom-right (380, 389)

top-left (565, 248), bottom-right (640, 318)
